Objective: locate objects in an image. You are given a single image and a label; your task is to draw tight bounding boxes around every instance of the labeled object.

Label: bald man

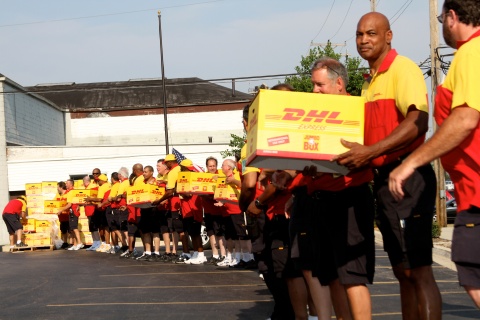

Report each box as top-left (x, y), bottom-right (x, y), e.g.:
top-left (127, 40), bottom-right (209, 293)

top-left (333, 12), bottom-right (441, 319)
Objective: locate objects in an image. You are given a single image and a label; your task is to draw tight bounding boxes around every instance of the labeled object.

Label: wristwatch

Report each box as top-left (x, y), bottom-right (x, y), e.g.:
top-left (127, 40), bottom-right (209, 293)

top-left (254, 198), bottom-right (266, 209)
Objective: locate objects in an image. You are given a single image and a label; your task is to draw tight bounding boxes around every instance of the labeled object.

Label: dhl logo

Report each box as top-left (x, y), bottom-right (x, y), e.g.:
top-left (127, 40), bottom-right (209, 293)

top-left (152, 190), bottom-right (164, 195)
top-left (74, 193), bottom-right (87, 197)
top-left (179, 179), bottom-right (188, 183)
top-left (217, 184), bottom-right (227, 188)
top-left (195, 178), bottom-right (215, 183)
top-left (131, 190), bottom-right (146, 195)
top-left (281, 108), bottom-right (343, 124)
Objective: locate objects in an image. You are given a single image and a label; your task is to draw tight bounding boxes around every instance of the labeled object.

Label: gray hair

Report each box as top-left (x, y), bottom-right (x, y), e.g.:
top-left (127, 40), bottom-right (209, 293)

top-left (223, 159), bottom-right (236, 170)
top-left (118, 167), bottom-right (129, 179)
top-left (311, 57), bottom-right (348, 87)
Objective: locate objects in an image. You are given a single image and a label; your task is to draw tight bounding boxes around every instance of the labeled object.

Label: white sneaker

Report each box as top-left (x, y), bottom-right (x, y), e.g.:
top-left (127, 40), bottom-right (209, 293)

top-left (73, 243), bottom-right (84, 251)
top-left (184, 252), bottom-right (197, 264)
top-left (68, 245), bottom-right (76, 251)
top-left (112, 245), bottom-right (120, 254)
top-left (216, 257), bottom-right (231, 267)
top-left (120, 249), bottom-right (130, 257)
top-left (96, 243), bottom-right (106, 252)
top-left (100, 244), bottom-right (111, 253)
top-left (189, 255), bottom-right (207, 265)
top-left (229, 258), bottom-right (239, 266)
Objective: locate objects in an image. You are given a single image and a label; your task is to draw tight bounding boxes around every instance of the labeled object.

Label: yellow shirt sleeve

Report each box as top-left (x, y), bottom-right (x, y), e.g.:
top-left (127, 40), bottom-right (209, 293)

top-left (166, 166), bottom-right (181, 190)
top-left (450, 47), bottom-right (480, 111)
top-left (97, 182), bottom-right (111, 199)
top-left (117, 180), bottom-right (130, 195)
top-left (133, 175), bottom-right (145, 187)
top-left (109, 182), bottom-right (120, 198)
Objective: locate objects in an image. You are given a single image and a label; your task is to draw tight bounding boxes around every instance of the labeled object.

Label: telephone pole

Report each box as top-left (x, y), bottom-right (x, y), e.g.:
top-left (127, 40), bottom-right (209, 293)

top-left (370, 0), bottom-right (376, 12)
top-left (158, 11), bottom-right (170, 154)
top-left (429, 0), bottom-right (447, 227)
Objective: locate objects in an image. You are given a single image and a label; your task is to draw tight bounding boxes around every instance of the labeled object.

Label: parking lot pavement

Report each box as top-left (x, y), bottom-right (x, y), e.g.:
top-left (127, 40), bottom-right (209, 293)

top-left (1, 238), bottom-right (479, 319)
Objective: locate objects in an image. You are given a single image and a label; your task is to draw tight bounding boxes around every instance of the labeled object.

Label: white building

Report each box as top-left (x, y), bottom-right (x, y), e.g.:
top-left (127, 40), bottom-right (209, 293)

top-left (1, 75), bottom-right (251, 244)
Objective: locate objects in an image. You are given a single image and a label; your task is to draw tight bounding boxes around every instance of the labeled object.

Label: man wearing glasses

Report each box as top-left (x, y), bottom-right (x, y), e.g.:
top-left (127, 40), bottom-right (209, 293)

top-left (92, 168), bottom-right (101, 183)
top-left (390, 0), bottom-right (480, 309)
top-left (333, 12), bottom-right (441, 319)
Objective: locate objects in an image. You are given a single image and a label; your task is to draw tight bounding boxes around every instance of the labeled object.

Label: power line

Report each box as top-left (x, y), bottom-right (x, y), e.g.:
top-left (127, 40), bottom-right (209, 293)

top-left (390, 0), bottom-right (413, 25)
top-left (329, 0), bottom-right (354, 40)
top-left (311, 0), bottom-right (336, 42)
top-left (0, 0), bottom-right (226, 28)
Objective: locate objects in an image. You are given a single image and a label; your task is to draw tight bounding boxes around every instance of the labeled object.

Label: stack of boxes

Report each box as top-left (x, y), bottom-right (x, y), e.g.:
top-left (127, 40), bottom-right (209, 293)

top-left (68, 188), bottom-right (98, 245)
top-left (22, 182), bottom-right (60, 247)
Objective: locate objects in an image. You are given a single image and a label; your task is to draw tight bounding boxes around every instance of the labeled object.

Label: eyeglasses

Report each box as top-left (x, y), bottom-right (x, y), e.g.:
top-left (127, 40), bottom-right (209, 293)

top-left (437, 12), bottom-right (449, 24)
top-left (92, 172), bottom-right (100, 175)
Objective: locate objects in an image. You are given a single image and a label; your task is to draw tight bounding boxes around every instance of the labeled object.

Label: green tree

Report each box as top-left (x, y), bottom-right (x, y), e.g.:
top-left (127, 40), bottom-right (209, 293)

top-left (220, 133), bottom-right (245, 159)
top-left (285, 42), bottom-right (366, 96)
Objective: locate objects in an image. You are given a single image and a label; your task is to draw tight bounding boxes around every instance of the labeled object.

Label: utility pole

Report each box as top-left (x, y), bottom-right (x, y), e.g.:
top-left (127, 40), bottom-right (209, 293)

top-left (370, 0), bottom-right (376, 12)
top-left (158, 11), bottom-right (169, 155)
top-left (429, 0), bottom-right (447, 227)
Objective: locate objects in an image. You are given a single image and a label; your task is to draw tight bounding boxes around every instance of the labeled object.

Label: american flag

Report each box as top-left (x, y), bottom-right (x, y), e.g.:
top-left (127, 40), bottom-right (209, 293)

top-left (172, 148), bottom-right (203, 172)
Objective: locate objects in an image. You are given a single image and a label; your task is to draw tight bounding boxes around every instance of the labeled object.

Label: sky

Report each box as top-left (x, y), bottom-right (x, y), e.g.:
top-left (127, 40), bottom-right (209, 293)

top-left (0, 0), bottom-right (448, 93)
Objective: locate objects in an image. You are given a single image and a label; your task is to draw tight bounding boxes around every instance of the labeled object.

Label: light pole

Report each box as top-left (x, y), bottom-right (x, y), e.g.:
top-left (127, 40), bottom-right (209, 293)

top-left (158, 10), bottom-right (169, 154)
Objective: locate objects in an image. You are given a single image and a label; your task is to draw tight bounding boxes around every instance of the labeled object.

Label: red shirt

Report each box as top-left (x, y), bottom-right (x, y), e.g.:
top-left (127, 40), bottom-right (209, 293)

top-left (180, 195), bottom-right (203, 222)
top-left (3, 199), bottom-right (25, 215)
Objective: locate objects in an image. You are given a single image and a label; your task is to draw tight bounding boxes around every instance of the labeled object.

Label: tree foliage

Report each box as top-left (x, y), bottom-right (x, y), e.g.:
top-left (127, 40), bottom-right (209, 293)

top-left (220, 133), bottom-right (245, 159)
top-left (285, 42), bottom-right (366, 96)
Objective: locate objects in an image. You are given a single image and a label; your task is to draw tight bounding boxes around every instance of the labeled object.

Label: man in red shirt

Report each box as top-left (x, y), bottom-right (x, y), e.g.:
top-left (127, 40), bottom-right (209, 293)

top-left (2, 196), bottom-right (28, 248)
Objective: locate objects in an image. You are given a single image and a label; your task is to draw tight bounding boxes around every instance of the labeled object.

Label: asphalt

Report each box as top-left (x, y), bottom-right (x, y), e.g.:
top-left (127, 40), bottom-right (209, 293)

top-left (1, 226), bottom-right (479, 319)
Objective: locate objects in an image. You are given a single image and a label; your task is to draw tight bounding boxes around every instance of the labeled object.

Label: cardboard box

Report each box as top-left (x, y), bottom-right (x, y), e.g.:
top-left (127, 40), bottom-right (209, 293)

top-left (27, 207), bottom-right (44, 215)
top-left (22, 234), bottom-right (35, 246)
top-left (21, 218), bottom-right (36, 232)
top-left (176, 172), bottom-right (218, 195)
top-left (127, 185), bottom-right (165, 208)
top-left (74, 180), bottom-right (83, 189)
top-left (26, 195), bottom-right (44, 209)
top-left (213, 177), bottom-right (240, 204)
top-left (41, 181), bottom-right (58, 200)
top-left (44, 200), bottom-right (66, 214)
top-left (34, 233), bottom-right (52, 246)
top-left (25, 183), bottom-right (42, 195)
top-left (80, 231), bottom-right (93, 245)
top-left (245, 90), bottom-right (365, 174)
top-left (35, 220), bottom-right (52, 233)
top-left (78, 218), bottom-right (89, 231)
top-left (70, 189), bottom-right (98, 204)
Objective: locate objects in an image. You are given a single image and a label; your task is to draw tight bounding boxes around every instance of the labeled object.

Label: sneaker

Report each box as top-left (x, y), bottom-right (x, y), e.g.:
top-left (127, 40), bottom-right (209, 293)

top-left (189, 255), bottom-right (207, 265)
top-left (120, 249), bottom-right (130, 257)
top-left (15, 242), bottom-right (27, 247)
top-left (230, 260), bottom-right (247, 269)
top-left (184, 252), bottom-right (197, 265)
top-left (120, 251), bottom-right (132, 259)
top-left (96, 243), bottom-right (107, 252)
top-left (147, 253), bottom-right (161, 262)
top-left (228, 257), bottom-right (239, 267)
top-left (86, 241), bottom-right (101, 251)
top-left (120, 245), bottom-right (129, 253)
top-left (65, 244), bottom-right (74, 250)
top-left (136, 253), bottom-right (151, 261)
top-left (207, 256), bottom-right (219, 265)
top-left (174, 253), bottom-right (191, 264)
top-left (60, 242), bottom-right (69, 249)
top-left (161, 253), bottom-right (174, 262)
top-left (112, 246), bottom-right (121, 254)
top-left (216, 257), bottom-right (231, 267)
top-left (129, 249), bottom-right (140, 260)
top-left (73, 243), bottom-right (84, 251)
top-left (100, 244), bottom-right (111, 253)
top-left (243, 259), bottom-right (258, 269)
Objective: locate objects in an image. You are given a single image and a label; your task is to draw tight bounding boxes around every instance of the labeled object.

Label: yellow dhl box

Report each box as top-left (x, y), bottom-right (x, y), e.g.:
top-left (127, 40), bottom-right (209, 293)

top-left (21, 218), bottom-right (36, 232)
top-left (44, 200), bottom-right (66, 214)
top-left (78, 218), bottom-right (89, 231)
top-left (35, 220), bottom-right (52, 233)
top-left (25, 183), bottom-right (42, 195)
top-left (80, 231), bottom-right (93, 245)
top-left (213, 177), bottom-right (240, 204)
top-left (34, 233), bottom-right (52, 246)
top-left (74, 179), bottom-right (83, 189)
top-left (22, 234), bottom-right (35, 246)
top-left (26, 195), bottom-right (44, 208)
top-left (127, 185), bottom-right (165, 208)
top-left (245, 90), bottom-right (365, 175)
top-left (176, 172), bottom-right (218, 195)
top-left (27, 207), bottom-right (44, 215)
top-left (70, 189), bottom-right (98, 204)
top-left (41, 181), bottom-right (58, 198)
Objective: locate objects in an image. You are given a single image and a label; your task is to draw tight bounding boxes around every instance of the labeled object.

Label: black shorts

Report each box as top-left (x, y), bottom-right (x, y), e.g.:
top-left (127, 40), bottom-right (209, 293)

top-left (105, 207), bottom-right (117, 231)
top-left (95, 209), bottom-right (108, 228)
top-left (310, 183), bottom-right (375, 285)
top-left (87, 215), bottom-right (99, 232)
top-left (185, 218), bottom-right (201, 237)
top-left (289, 186), bottom-right (317, 271)
top-left (223, 216), bottom-right (237, 240)
top-left (149, 208), bottom-right (163, 234)
top-left (168, 211), bottom-right (184, 233)
top-left (160, 210), bottom-right (170, 234)
top-left (60, 221), bottom-right (70, 234)
top-left (204, 213), bottom-right (215, 237)
top-left (452, 207), bottom-right (480, 287)
top-left (128, 218), bottom-right (140, 237)
top-left (212, 215), bottom-right (225, 237)
top-left (69, 211), bottom-right (79, 231)
top-left (114, 208), bottom-right (129, 232)
top-left (2, 214), bottom-right (23, 234)
top-left (374, 163), bottom-right (436, 269)
top-left (268, 215), bottom-right (292, 277)
top-left (139, 207), bottom-right (155, 233)
top-left (230, 213), bottom-right (248, 240)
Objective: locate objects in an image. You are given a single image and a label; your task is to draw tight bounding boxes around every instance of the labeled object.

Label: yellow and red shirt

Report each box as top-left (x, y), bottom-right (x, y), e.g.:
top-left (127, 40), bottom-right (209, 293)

top-left (3, 199), bottom-right (26, 215)
top-left (166, 164), bottom-right (181, 212)
top-left (362, 49), bottom-right (429, 167)
top-left (435, 30), bottom-right (480, 212)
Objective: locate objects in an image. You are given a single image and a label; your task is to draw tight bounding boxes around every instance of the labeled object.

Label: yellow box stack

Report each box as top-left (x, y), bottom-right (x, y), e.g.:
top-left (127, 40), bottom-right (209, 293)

top-left (127, 185), bottom-right (165, 208)
top-left (213, 177), bottom-right (240, 204)
top-left (176, 172), bottom-right (218, 195)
